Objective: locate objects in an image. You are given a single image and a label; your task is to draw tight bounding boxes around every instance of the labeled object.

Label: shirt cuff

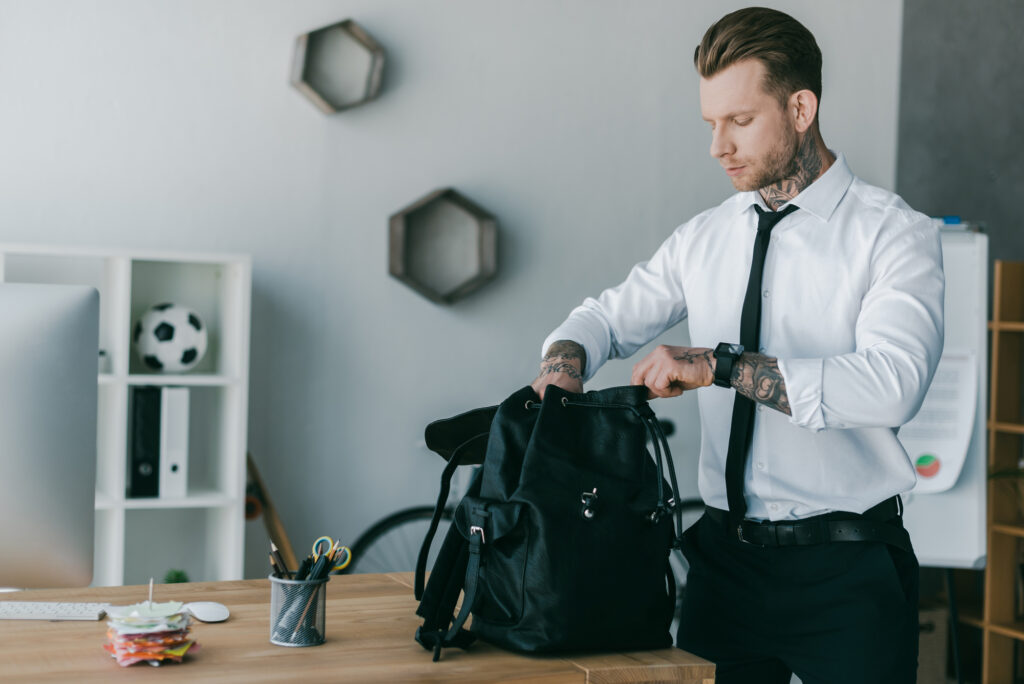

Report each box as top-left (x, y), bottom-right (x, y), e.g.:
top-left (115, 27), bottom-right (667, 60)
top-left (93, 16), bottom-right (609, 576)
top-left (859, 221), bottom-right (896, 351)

top-left (778, 357), bottom-right (826, 432)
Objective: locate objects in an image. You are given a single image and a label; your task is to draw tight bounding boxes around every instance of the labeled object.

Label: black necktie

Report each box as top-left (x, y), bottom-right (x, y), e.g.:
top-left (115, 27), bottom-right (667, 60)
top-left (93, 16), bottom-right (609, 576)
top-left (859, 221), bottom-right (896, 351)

top-left (725, 203), bottom-right (799, 532)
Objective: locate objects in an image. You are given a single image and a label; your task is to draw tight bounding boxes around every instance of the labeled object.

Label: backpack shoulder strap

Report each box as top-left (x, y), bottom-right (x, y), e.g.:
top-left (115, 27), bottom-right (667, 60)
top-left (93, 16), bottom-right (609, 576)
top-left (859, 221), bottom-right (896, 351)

top-left (414, 439), bottom-right (486, 660)
top-left (416, 499), bottom-right (488, 661)
top-left (415, 433), bottom-right (485, 599)
top-left (415, 537), bottom-right (475, 660)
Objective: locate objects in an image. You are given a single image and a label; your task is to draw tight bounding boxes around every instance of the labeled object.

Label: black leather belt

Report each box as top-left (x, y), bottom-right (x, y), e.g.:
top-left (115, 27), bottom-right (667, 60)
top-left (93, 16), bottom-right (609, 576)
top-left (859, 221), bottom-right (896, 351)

top-left (704, 496), bottom-right (911, 552)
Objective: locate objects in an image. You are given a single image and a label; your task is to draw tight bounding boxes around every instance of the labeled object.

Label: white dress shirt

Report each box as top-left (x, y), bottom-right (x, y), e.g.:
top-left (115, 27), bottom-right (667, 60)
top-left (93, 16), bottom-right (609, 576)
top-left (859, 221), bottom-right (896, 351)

top-left (543, 154), bottom-right (944, 521)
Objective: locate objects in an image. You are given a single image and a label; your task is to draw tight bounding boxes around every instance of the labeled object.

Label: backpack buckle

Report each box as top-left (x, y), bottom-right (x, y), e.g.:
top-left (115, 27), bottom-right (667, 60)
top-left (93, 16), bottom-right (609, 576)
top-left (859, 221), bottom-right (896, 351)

top-left (648, 503), bottom-right (670, 525)
top-left (469, 525), bottom-right (486, 543)
top-left (580, 488), bottom-right (598, 520)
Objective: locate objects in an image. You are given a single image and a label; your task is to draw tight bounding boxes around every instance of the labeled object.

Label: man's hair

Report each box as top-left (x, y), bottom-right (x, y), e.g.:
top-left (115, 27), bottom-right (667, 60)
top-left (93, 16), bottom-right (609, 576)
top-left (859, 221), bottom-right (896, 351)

top-left (694, 7), bottom-right (822, 108)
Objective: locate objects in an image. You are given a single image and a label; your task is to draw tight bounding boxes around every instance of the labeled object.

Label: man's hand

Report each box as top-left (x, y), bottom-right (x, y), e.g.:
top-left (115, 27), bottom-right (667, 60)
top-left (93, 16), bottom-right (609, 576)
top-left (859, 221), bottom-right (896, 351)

top-left (630, 345), bottom-right (714, 399)
top-left (531, 340), bottom-right (586, 399)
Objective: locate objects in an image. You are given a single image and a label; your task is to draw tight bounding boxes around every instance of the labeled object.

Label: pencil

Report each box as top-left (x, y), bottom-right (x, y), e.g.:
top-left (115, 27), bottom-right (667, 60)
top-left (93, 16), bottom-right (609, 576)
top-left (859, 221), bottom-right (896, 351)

top-left (271, 542), bottom-right (290, 578)
top-left (291, 584), bottom-right (318, 640)
top-left (268, 552), bottom-right (285, 578)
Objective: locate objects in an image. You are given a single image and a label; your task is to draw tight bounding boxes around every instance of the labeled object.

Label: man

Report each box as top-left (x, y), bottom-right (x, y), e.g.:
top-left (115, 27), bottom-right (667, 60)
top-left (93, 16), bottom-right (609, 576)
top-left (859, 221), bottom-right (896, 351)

top-left (531, 7), bottom-right (943, 684)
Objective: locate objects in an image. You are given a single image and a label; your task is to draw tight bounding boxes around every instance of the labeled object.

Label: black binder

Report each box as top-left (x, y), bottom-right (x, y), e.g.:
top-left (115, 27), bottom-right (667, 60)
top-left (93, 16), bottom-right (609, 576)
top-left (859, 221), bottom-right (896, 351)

top-left (128, 386), bottom-right (160, 497)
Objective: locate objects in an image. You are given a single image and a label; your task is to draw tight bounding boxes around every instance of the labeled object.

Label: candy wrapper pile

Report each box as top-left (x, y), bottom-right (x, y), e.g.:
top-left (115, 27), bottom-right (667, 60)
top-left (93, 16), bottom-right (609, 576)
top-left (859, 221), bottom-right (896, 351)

top-left (103, 601), bottom-right (199, 667)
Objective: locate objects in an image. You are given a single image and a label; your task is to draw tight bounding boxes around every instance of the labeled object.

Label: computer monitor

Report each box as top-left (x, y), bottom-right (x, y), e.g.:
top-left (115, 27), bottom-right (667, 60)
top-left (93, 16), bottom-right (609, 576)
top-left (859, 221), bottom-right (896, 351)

top-left (0, 283), bottom-right (99, 588)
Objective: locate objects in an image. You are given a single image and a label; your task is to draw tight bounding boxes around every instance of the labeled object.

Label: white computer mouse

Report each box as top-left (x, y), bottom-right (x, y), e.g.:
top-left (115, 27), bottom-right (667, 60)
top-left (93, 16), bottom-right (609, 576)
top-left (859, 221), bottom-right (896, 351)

top-left (184, 601), bottom-right (230, 623)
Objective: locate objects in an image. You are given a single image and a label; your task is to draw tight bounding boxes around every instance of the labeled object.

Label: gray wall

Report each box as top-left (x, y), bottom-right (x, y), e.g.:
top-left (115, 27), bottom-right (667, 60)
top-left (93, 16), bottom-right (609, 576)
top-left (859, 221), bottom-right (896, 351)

top-left (897, 0), bottom-right (1024, 269)
top-left (0, 0), bottom-right (904, 579)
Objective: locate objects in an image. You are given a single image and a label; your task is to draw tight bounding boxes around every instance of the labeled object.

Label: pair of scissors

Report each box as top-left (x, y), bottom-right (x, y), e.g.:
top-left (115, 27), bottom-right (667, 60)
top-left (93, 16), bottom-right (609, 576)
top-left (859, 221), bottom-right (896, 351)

top-left (311, 536), bottom-right (352, 572)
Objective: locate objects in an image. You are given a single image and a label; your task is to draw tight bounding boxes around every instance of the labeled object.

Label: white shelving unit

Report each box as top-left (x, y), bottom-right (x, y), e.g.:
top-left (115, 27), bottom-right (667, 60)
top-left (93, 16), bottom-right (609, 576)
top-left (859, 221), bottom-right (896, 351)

top-left (0, 244), bottom-right (251, 586)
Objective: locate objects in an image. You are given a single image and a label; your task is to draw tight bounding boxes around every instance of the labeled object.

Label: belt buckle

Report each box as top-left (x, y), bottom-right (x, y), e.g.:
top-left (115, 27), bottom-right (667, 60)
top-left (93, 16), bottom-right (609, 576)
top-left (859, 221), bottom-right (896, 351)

top-left (736, 522), bottom-right (764, 547)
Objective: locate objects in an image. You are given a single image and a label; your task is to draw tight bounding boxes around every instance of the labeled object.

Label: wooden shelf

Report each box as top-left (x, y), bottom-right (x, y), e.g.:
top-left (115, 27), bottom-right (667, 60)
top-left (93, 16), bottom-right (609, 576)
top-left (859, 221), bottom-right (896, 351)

top-left (388, 187), bottom-right (498, 304)
top-left (958, 605), bottom-right (985, 629)
top-left (122, 490), bottom-right (236, 510)
top-left (100, 373), bottom-right (240, 387)
top-left (982, 260), bottom-right (1024, 681)
top-left (989, 321), bottom-right (1024, 331)
top-left (989, 421), bottom-right (1024, 434)
top-left (98, 491), bottom-right (236, 510)
top-left (991, 523), bottom-right (1024, 538)
top-left (290, 18), bottom-right (385, 114)
top-left (0, 245), bottom-right (251, 587)
top-left (988, 620), bottom-right (1024, 641)
top-left (125, 373), bottom-right (239, 387)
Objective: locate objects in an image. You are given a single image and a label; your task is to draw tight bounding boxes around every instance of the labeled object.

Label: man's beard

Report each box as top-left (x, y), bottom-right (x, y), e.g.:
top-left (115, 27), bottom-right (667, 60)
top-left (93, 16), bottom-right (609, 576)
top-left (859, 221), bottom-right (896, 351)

top-left (732, 128), bottom-right (802, 192)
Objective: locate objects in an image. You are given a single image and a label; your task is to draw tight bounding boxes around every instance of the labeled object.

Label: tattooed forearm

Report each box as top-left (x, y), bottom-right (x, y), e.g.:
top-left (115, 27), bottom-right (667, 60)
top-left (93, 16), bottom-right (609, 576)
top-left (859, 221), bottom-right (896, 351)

top-left (543, 340), bottom-right (586, 375)
top-left (760, 134), bottom-right (832, 210)
top-left (538, 362), bottom-right (582, 380)
top-left (673, 349), bottom-right (714, 375)
top-left (731, 353), bottom-right (791, 415)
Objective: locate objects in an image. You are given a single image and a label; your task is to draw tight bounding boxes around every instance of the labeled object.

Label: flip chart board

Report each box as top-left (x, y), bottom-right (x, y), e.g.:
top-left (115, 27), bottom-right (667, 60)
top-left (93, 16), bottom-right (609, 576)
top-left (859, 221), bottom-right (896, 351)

top-left (902, 228), bottom-right (988, 569)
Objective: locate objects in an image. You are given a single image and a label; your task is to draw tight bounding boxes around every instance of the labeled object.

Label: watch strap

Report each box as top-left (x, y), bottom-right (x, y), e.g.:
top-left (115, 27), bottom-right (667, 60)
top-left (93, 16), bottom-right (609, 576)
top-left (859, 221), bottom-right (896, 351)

top-left (713, 343), bottom-right (743, 388)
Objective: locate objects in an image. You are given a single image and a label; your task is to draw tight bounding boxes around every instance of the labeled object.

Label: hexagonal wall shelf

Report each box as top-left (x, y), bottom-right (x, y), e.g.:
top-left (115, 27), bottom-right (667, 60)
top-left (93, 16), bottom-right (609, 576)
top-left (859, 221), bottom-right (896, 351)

top-left (389, 188), bottom-right (498, 304)
top-left (291, 19), bottom-right (385, 113)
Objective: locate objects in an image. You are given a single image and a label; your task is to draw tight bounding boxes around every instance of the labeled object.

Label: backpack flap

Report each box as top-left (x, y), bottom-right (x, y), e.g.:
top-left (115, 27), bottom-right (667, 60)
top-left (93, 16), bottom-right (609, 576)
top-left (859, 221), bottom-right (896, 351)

top-left (424, 405), bottom-right (498, 465)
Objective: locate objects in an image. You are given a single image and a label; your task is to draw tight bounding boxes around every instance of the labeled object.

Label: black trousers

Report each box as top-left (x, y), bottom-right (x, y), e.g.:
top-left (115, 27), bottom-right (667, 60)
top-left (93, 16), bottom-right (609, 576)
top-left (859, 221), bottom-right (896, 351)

top-left (676, 512), bottom-right (919, 684)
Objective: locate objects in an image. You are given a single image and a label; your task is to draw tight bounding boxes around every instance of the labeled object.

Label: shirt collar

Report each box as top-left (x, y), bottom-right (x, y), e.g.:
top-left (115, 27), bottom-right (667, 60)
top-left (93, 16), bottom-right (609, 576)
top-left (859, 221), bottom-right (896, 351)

top-left (738, 151), bottom-right (854, 223)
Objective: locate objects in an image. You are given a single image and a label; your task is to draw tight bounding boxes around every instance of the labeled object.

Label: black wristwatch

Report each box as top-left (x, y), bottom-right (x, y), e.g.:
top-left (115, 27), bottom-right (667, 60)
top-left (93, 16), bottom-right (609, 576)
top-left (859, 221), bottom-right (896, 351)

top-left (712, 343), bottom-right (744, 388)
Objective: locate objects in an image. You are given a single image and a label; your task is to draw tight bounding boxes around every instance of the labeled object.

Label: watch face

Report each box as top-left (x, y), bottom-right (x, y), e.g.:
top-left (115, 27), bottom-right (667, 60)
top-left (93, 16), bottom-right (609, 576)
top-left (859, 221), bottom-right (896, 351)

top-left (716, 343), bottom-right (743, 357)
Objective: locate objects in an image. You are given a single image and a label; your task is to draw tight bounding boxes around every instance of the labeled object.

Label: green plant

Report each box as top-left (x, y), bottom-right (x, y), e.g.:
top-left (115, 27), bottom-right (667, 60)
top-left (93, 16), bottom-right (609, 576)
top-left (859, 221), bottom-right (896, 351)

top-left (164, 569), bottom-right (189, 584)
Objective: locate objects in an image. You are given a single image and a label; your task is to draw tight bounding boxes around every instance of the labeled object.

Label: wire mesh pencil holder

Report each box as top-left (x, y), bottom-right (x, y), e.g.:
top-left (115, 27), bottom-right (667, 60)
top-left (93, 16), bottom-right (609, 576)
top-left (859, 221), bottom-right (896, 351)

top-left (269, 575), bottom-right (329, 647)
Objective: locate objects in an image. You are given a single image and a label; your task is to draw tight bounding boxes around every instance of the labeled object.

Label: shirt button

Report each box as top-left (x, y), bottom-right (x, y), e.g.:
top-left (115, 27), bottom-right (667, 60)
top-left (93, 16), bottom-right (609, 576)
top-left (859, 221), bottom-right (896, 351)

top-left (769, 503), bottom-right (779, 511)
top-left (759, 347), bottom-right (766, 354)
top-left (757, 404), bottom-right (765, 412)
top-left (763, 290), bottom-right (770, 298)
top-left (756, 462), bottom-right (765, 470)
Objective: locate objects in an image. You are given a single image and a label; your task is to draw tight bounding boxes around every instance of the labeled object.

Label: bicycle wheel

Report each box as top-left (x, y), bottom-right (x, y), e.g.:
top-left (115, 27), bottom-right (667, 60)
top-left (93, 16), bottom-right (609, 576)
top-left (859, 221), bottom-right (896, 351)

top-left (343, 506), bottom-right (454, 575)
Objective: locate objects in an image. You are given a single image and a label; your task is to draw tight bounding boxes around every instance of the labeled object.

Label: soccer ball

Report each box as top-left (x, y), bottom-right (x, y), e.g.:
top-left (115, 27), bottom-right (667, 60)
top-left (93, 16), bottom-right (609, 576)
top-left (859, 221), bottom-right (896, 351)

top-left (133, 303), bottom-right (208, 373)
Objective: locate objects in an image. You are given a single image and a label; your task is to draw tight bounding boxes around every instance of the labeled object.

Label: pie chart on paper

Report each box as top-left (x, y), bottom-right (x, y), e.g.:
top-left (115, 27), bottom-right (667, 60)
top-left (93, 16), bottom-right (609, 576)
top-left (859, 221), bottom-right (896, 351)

top-left (899, 352), bottom-right (977, 494)
top-left (915, 454), bottom-right (941, 478)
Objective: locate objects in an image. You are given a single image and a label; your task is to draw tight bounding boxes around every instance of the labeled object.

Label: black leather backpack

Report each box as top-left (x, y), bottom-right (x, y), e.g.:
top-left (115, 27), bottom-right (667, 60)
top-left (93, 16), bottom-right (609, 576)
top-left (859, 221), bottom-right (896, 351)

top-left (414, 385), bottom-right (683, 661)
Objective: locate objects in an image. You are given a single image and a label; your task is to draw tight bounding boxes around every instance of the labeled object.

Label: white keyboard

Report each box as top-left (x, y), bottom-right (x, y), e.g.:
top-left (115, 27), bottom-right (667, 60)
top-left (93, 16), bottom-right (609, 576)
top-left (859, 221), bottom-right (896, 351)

top-left (0, 601), bottom-right (110, 621)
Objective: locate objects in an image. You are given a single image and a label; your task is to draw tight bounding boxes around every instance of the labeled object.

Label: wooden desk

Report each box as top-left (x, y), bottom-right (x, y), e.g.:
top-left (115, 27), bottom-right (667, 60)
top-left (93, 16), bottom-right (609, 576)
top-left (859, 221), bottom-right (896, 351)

top-left (0, 572), bottom-right (714, 683)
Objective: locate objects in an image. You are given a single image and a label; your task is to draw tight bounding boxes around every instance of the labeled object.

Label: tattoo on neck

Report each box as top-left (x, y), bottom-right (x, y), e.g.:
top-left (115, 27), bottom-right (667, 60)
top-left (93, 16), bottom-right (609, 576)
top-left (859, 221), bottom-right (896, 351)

top-left (673, 349), bottom-right (713, 375)
top-left (731, 353), bottom-right (791, 416)
top-left (760, 134), bottom-right (825, 211)
top-left (543, 340), bottom-right (586, 374)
